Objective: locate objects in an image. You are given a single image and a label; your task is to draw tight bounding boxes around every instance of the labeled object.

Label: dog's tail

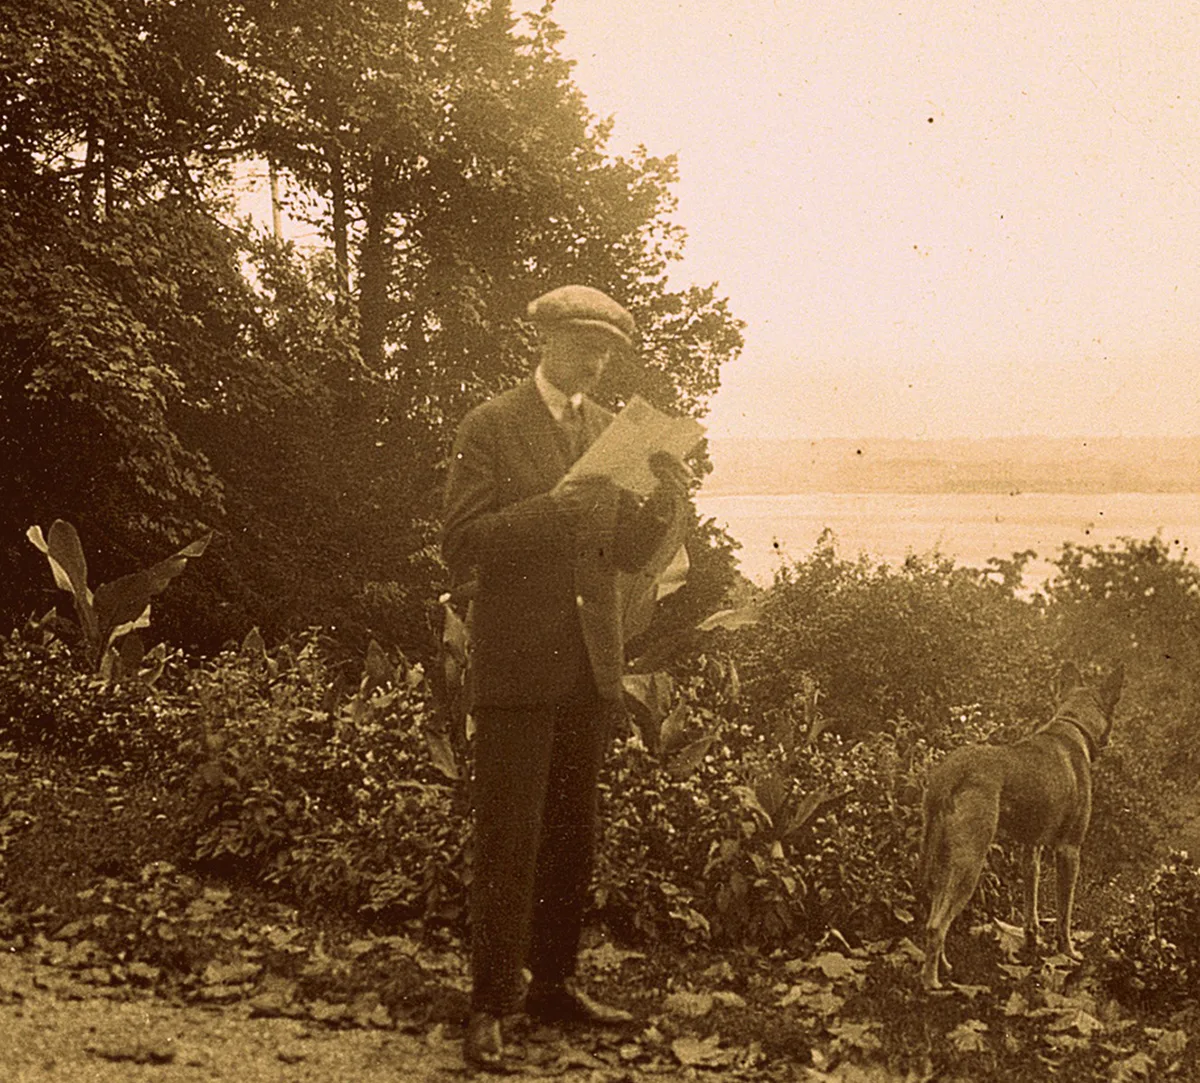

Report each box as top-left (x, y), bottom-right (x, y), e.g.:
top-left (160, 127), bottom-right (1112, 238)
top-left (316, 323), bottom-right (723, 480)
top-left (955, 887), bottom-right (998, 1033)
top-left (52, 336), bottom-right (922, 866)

top-left (918, 786), bottom-right (951, 898)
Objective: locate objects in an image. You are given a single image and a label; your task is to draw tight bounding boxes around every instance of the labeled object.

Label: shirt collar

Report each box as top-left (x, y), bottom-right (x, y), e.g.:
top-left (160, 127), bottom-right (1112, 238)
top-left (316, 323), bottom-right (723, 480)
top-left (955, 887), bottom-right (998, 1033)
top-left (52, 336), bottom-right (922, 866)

top-left (534, 365), bottom-right (582, 422)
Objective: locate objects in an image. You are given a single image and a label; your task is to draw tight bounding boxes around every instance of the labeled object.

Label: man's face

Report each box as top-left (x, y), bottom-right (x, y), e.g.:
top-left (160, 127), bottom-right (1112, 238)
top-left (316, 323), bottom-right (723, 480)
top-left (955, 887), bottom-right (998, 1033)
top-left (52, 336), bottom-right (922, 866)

top-left (540, 325), bottom-right (615, 396)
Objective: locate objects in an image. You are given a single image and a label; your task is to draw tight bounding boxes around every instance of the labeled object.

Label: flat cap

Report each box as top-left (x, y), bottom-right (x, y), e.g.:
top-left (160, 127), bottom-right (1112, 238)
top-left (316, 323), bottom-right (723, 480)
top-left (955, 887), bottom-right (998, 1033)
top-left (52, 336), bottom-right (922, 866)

top-left (526, 285), bottom-right (636, 348)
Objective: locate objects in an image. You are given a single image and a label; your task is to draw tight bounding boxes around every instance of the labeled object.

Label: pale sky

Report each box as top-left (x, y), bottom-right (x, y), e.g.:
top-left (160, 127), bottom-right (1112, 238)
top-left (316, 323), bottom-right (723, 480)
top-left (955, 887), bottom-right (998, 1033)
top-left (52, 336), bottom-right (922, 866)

top-left (540, 0), bottom-right (1200, 440)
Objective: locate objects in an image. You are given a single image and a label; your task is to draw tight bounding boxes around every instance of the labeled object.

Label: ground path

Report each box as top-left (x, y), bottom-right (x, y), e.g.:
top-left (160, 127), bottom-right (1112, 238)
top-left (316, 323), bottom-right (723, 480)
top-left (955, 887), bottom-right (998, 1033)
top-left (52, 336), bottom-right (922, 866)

top-left (0, 988), bottom-right (658, 1083)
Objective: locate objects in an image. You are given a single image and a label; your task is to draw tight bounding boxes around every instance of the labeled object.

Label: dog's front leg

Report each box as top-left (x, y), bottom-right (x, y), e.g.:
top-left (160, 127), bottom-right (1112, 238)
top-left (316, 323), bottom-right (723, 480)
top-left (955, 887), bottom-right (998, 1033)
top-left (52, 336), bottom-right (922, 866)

top-left (1022, 845), bottom-right (1042, 953)
top-left (1054, 845), bottom-right (1083, 960)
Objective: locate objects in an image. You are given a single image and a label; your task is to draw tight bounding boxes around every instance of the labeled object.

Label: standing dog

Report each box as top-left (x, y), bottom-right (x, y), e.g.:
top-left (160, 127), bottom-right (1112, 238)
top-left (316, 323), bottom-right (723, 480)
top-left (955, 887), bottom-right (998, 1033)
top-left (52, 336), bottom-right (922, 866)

top-left (919, 662), bottom-right (1124, 989)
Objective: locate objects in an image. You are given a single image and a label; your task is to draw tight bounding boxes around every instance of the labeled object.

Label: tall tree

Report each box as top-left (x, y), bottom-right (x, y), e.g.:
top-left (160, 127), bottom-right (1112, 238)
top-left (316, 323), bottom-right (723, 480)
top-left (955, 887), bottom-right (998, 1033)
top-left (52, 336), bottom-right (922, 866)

top-left (0, 0), bottom-right (745, 655)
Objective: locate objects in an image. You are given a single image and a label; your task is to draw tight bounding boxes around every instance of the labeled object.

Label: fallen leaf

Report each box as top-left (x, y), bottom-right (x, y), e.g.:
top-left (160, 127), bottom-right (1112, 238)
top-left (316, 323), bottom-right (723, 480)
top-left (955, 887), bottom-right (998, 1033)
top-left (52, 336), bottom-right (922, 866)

top-left (1154, 1029), bottom-right (1188, 1057)
top-left (583, 941), bottom-right (644, 973)
top-left (1004, 991), bottom-right (1030, 1017)
top-left (988, 919), bottom-right (1027, 960)
top-left (778, 983), bottom-right (843, 1015)
top-left (828, 1020), bottom-right (882, 1056)
top-left (949, 1019), bottom-right (989, 1053)
top-left (947, 982), bottom-right (991, 999)
top-left (998, 963), bottom-right (1033, 981)
top-left (808, 951), bottom-right (867, 982)
top-left (671, 1034), bottom-right (729, 1067)
top-left (663, 990), bottom-right (714, 1017)
top-left (87, 1039), bottom-right (176, 1065)
top-left (202, 960), bottom-right (261, 986)
top-left (1111, 1052), bottom-right (1156, 1082)
top-left (713, 990), bottom-right (747, 1009)
top-left (700, 960), bottom-right (736, 983)
top-left (1048, 1008), bottom-right (1104, 1037)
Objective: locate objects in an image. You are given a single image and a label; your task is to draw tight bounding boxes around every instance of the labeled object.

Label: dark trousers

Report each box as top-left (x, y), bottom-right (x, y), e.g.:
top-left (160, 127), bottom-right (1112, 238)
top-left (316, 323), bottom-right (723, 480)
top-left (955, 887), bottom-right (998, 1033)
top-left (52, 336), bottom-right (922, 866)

top-left (469, 673), bottom-right (607, 1015)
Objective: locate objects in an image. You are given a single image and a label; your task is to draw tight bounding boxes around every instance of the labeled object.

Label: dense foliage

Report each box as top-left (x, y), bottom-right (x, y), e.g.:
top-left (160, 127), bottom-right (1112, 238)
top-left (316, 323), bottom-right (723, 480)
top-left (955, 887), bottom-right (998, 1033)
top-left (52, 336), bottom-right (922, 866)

top-left (4, 534), bottom-right (1196, 975)
top-left (0, 0), bottom-right (745, 654)
top-left (3, 531), bottom-right (1200, 1079)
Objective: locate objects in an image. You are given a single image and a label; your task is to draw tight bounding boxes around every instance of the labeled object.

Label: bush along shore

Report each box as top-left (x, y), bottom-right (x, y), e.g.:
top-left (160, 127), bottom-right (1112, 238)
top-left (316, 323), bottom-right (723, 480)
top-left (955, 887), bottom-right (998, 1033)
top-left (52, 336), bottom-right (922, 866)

top-left (2, 529), bottom-right (1200, 1080)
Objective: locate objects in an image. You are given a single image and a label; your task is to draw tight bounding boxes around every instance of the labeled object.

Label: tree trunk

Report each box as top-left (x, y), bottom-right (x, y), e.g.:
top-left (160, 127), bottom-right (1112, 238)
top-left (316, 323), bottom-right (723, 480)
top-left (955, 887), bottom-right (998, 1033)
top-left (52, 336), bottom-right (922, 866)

top-left (357, 158), bottom-right (391, 372)
top-left (268, 159), bottom-right (283, 239)
top-left (328, 143), bottom-right (350, 305)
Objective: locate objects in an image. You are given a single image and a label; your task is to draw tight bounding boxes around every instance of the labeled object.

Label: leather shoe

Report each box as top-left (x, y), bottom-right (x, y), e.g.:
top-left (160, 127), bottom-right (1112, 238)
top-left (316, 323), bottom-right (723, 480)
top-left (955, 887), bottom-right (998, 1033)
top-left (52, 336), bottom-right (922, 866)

top-left (463, 1011), bottom-right (506, 1072)
top-left (525, 982), bottom-right (633, 1026)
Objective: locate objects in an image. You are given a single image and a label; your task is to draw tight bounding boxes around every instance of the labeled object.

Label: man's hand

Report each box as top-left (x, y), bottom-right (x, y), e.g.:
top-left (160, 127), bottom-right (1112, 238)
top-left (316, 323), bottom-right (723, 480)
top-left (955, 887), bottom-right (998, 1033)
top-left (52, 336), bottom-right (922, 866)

top-left (649, 450), bottom-right (690, 493)
top-left (554, 473), bottom-right (621, 525)
top-left (645, 451), bottom-right (691, 516)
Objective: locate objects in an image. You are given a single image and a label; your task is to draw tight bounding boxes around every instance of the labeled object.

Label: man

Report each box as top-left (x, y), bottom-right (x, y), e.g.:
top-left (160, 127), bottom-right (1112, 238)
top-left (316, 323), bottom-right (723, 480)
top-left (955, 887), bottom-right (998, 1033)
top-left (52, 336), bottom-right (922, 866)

top-left (441, 284), bottom-right (689, 1071)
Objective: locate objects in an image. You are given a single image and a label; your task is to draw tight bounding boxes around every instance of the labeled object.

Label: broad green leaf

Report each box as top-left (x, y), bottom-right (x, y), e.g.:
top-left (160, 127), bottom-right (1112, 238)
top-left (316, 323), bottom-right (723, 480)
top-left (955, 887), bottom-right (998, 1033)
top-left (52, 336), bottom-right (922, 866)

top-left (140, 642), bottom-right (167, 686)
top-left (94, 570), bottom-right (154, 649)
top-left (30, 521), bottom-right (98, 646)
top-left (696, 604), bottom-right (760, 631)
top-left (655, 544), bottom-right (689, 600)
top-left (783, 788), bottom-right (837, 841)
top-left (827, 1019), bottom-right (880, 1054)
top-left (1003, 990), bottom-right (1031, 1016)
top-left (116, 632), bottom-right (145, 677)
top-left (1154, 1030), bottom-right (1188, 1057)
top-left (425, 730), bottom-right (459, 781)
top-left (143, 531), bottom-right (212, 596)
top-left (47, 520), bottom-right (92, 605)
top-left (659, 702), bottom-right (691, 755)
top-left (441, 603), bottom-right (469, 663)
top-left (26, 525), bottom-right (74, 594)
top-left (621, 671), bottom-right (674, 724)
top-left (667, 735), bottom-right (716, 778)
top-left (363, 639), bottom-right (391, 690)
top-left (753, 770), bottom-right (790, 821)
top-left (1048, 1007), bottom-right (1104, 1037)
top-left (808, 951), bottom-right (867, 982)
top-left (733, 785), bottom-right (773, 825)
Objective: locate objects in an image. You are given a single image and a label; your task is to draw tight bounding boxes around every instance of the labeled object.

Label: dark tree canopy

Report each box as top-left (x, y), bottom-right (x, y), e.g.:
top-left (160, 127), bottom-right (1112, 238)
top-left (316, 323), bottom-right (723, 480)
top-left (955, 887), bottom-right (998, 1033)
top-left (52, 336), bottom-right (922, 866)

top-left (0, 0), bottom-right (745, 655)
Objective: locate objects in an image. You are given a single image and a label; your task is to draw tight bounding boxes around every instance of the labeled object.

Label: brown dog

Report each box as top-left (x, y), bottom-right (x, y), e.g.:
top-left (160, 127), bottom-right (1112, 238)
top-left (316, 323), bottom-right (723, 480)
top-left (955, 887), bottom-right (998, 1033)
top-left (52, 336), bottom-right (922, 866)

top-left (919, 661), bottom-right (1124, 989)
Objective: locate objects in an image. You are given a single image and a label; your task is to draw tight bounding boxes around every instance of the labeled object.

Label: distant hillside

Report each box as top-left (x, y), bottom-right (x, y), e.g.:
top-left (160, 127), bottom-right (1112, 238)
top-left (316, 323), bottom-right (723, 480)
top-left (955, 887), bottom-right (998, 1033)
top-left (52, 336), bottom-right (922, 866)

top-left (703, 436), bottom-right (1200, 495)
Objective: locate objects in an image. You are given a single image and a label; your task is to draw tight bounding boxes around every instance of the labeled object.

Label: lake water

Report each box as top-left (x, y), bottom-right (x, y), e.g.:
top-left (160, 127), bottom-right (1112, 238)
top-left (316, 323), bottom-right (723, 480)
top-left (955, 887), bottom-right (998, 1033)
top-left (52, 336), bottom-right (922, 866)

top-left (695, 491), bottom-right (1200, 588)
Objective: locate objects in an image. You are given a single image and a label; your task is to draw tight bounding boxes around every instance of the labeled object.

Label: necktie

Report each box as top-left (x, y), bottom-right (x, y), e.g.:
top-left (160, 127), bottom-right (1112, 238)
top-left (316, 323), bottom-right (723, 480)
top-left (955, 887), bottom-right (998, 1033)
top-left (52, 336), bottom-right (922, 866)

top-left (562, 401), bottom-right (585, 462)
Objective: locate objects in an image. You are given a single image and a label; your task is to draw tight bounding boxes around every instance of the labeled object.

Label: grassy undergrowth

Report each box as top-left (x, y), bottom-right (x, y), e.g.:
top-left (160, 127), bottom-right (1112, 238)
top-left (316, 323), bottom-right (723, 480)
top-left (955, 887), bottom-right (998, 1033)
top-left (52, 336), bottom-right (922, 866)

top-left (0, 751), bottom-right (1196, 1081)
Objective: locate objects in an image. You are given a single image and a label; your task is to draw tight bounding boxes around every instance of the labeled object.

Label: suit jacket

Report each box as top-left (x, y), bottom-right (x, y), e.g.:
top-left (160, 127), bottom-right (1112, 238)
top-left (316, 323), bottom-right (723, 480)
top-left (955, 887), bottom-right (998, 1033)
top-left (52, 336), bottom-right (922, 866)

top-left (442, 379), bottom-right (668, 706)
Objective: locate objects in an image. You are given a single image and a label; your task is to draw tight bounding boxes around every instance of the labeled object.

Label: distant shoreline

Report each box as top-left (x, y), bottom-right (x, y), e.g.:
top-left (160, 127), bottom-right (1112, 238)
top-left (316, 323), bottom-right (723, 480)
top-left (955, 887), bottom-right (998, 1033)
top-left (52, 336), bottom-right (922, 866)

top-left (701, 485), bottom-right (1200, 497)
top-left (704, 435), bottom-right (1200, 498)
top-left (692, 490), bottom-right (1200, 586)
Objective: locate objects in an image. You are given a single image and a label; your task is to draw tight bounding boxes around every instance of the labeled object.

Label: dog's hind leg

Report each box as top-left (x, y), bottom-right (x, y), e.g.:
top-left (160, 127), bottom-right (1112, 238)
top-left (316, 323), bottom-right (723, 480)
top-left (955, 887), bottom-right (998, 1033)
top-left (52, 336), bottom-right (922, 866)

top-left (1054, 845), bottom-right (1083, 960)
top-left (922, 792), bottom-right (996, 989)
top-left (1022, 845), bottom-right (1043, 953)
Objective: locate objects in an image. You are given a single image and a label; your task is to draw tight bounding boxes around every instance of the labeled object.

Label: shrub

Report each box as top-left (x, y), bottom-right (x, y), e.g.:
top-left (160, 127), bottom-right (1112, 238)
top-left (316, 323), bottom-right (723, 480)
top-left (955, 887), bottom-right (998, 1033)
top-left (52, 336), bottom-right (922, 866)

top-left (180, 632), bottom-right (468, 928)
top-left (1046, 535), bottom-right (1200, 779)
top-left (595, 658), bottom-right (954, 951)
top-left (1101, 851), bottom-right (1200, 1011)
top-left (0, 624), bottom-right (470, 933)
top-left (0, 629), bottom-right (195, 771)
top-left (730, 535), bottom-right (1054, 739)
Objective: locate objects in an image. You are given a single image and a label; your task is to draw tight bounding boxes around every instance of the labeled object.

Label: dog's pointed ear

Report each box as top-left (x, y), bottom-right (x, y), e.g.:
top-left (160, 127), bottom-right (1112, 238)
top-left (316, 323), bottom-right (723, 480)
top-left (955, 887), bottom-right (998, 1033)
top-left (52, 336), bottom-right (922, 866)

top-left (1099, 663), bottom-right (1125, 715)
top-left (1055, 661), bottom-right (1083, 699)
